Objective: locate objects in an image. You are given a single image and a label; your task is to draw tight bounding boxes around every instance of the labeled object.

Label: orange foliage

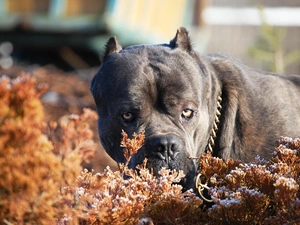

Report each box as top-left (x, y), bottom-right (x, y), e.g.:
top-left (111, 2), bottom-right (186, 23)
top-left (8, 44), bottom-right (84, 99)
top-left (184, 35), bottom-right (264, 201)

top-left (199, 137), bottom-right (300, 224)
top-left (121, 129), bottom-right (145, 165)
top-left (0, 74), bottom-right (97, 224)
top-left (72, 131), bottom-right (199, 225)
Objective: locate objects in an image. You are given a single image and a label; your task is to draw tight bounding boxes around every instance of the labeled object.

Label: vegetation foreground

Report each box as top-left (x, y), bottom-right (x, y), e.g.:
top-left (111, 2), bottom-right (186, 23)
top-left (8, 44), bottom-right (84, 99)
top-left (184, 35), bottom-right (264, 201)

top-left (0, 74), bottom-right (299, 224)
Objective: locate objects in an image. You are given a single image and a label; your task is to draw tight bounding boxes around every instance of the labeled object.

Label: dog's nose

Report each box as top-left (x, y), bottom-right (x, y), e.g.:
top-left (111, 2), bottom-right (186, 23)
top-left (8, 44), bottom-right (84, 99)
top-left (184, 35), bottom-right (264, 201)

top-left (147, 135), bottom-right (181, 162)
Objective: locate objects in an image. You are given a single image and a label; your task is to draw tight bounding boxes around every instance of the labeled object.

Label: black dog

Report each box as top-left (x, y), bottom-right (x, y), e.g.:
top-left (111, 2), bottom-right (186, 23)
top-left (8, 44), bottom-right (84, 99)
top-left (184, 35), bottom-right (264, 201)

top-left (90, 27), bottom-right (300, 190)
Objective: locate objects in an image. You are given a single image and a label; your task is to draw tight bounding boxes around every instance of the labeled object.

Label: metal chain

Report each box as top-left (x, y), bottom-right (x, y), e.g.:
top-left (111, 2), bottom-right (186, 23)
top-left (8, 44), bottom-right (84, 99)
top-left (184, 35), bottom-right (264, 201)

top-left (195, 173), bottom-right (213, 202)
top-left (196, 92), bottom-right (222, 202)
top-left (206, 92), bottom-right (222, 153)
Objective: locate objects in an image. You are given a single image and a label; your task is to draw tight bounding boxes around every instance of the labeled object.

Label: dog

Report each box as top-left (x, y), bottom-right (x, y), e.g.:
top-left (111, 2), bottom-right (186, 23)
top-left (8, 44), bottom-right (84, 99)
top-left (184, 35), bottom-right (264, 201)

top-left (90, 27), bottom-right (300, 190)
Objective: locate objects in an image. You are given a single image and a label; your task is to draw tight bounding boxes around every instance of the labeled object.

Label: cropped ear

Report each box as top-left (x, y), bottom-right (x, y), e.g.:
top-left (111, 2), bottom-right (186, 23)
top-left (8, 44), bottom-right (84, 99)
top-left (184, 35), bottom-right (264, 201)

top-left (103, 36), bottom-right (122, 60)
top-left (169, 27), bottom-right (193, 54)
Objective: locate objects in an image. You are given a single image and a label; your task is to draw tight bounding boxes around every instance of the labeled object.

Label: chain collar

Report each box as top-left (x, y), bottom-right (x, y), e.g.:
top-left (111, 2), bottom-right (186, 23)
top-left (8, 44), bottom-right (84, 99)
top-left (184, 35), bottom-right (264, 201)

top-left (206, 92), bottom-right (222, 153)
top-left (196, 92), bottom-right (222, 202)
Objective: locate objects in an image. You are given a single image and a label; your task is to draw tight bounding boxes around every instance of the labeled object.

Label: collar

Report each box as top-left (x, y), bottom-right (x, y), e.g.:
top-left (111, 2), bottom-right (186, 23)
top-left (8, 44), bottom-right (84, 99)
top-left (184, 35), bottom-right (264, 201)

top-left (205, 92), bottom-right (222, 153)
top-left (196, 91), bottom-right (222, 202)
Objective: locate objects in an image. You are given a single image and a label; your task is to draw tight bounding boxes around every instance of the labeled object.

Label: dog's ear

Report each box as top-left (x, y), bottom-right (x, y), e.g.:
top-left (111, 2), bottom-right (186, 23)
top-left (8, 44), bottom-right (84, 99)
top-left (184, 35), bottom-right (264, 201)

top-left (169, 27), bottom-right (193, 54)
top-left (103, 36), bottom-right (122, 60)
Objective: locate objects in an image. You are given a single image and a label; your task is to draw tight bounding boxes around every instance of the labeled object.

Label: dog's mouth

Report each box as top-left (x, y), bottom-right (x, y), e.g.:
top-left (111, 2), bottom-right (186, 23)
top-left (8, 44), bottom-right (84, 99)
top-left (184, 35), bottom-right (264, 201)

top-left (128, 149), bottom-right (197, 191)
top-left (146, 156), bottom-right (176, 172)
top-left (116, 133), bottom-right (197, 190)
top-left (128, 150), bottom-right (179, 172)
top-left (150, 157), bottom-right (197, 191)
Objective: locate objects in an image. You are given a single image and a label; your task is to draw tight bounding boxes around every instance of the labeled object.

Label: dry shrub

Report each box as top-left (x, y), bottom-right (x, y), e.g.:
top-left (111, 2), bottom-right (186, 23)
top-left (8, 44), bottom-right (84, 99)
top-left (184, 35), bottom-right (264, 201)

top-left (72, 131), bottom-right (204, 225)
top-left (0, 74), bottom-right (97, 224)
top-left (72, 133), bottom-right (300, 225)
top-left (1, 74), bottom-right (300, 225)
top-left (199, 137), bottom-right (300, 224)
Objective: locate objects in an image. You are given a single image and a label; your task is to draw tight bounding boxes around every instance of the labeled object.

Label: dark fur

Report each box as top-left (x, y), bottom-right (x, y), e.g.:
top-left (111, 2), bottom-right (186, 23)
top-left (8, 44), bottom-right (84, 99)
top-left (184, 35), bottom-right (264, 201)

top-left (91, 27), bottom-right (300, 190)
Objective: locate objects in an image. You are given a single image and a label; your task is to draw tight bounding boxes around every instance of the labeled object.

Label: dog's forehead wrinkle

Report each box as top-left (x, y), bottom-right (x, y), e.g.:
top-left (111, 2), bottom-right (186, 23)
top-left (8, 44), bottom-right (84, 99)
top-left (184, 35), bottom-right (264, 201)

top-left (145, 111), bottom-right (190, 140)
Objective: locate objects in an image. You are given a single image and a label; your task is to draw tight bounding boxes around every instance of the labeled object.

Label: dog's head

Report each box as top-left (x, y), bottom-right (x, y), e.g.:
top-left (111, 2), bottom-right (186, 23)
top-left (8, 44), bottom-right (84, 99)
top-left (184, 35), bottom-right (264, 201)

top-left (91, 28), bottom-right (214, 189)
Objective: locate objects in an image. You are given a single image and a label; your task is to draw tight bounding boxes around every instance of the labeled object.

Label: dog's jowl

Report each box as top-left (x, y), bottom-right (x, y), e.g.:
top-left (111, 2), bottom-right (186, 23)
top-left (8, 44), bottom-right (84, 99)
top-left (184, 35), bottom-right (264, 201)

top-left (90, 27), bottom-right (300, 190)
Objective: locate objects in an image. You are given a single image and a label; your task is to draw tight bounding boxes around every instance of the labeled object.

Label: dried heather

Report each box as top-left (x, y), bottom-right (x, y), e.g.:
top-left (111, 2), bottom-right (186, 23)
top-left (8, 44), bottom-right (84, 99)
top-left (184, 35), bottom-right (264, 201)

top-left (120, 129), bottom-right (145, 165)
top-left (0, 74), bottom-right (59, 224)
top-left (199, 137), bottom-right (300, 224)
top-left (0, 74), bottom-right (97, 224)
top-left (69, 131), bottom-right (204, 225)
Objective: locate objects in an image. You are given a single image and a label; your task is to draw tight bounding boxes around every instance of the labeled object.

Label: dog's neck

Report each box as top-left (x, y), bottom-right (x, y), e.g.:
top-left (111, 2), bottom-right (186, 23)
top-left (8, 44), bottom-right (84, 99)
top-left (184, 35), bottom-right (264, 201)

top-left (205, 92), bottom-right (222, 154)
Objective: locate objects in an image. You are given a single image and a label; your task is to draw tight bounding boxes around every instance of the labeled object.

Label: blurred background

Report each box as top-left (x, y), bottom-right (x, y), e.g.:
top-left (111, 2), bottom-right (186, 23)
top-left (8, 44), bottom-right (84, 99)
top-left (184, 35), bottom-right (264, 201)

top-left (1, 0), bottom-right (300, 171)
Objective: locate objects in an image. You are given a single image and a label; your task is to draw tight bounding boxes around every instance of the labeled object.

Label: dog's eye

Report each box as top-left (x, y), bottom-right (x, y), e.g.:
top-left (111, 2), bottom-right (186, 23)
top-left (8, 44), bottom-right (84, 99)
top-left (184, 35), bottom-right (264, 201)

top-left (181, 109), bottom-right (194, 119)
top-left (122, 112), bottom-right (134, 121)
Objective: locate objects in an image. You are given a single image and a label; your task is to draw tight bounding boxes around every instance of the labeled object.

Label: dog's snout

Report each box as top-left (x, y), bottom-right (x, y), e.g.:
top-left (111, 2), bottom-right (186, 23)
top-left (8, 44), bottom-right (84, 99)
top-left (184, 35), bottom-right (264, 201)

top-left (147, 135), bottom-right (181, 162)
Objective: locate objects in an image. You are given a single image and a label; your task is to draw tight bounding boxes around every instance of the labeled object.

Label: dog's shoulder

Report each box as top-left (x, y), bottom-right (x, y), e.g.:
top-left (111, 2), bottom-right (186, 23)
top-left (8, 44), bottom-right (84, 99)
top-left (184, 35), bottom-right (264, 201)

top-left (204, 53), bottom-right (255, 79)
top-left (203, 53), bottom-right (300, 88)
